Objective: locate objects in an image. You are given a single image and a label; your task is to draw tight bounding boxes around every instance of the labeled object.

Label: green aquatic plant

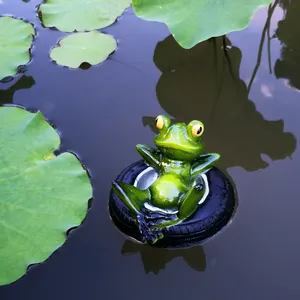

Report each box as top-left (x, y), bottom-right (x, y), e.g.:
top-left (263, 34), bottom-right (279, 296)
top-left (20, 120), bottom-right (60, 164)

top-left (132, 0), bottom-right (273, 49)
top-left (38, 0), bottom-right (131, 32)
top-left (50, 31), bottom-right (117, 68)
top-left (0, 106), bottom-right (93, 286)
top-left (37, 0), bottom-right (130, 69)
top-left (0, 16), bottom-right (35, 81)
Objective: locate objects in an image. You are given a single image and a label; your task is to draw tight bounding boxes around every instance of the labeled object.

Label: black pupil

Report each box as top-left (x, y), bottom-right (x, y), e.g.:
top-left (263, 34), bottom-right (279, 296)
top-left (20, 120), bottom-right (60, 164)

top-left (197, 127), bottom-right (202, 135)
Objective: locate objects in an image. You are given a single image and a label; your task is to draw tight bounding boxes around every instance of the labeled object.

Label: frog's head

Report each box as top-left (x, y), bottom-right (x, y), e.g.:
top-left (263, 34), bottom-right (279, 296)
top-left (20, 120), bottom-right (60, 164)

top-left (154, 115), bottom-right (205, 161)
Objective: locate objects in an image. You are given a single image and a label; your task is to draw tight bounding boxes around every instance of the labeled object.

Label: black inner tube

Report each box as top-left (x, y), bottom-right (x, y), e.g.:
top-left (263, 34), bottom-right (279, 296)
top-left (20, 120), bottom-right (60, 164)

top-left (108, 160), bottom-right (237, 248)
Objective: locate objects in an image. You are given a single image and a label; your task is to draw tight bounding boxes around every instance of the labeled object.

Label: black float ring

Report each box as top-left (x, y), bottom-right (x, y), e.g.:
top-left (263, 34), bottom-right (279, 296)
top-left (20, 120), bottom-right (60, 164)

top-left (109, 160), bottom-right (237, 248)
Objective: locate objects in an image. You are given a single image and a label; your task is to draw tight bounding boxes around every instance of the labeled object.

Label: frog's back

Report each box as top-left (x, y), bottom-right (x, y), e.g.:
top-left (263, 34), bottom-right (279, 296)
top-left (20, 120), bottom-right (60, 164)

top-left (149, 173), bottom-right (188, 209)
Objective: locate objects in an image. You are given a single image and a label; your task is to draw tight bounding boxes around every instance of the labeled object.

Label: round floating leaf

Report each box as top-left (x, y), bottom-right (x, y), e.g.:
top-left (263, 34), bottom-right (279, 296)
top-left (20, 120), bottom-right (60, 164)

top-left (38, 0), bottom-right (131, 32)
top-left (132, 0), bottom-right (272, 49)
top-left (50, 31), bottom-right (117, 68)
top-left (0, 16), bottom-right (35, 81)
top-left (0, 106), bottom-right (92, 286)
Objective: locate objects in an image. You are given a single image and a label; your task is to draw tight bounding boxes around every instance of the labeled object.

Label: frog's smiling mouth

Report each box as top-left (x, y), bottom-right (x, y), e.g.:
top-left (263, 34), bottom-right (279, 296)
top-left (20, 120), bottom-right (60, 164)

top-left (155, 140), bottom-right (200, 155)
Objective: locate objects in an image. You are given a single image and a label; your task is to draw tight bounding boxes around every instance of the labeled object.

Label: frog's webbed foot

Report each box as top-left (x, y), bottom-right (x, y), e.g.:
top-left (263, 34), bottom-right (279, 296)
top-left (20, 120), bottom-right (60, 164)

top-left (143, 209), bottom-right (178, 226)
top-left (137, 214), bottom-right (165, 244)
top-left (137, 209), bottom-right (179, 244)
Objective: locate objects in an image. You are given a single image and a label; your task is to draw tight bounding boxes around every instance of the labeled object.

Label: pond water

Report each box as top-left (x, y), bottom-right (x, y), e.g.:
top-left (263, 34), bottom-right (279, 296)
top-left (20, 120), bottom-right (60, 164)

top-left (1, 0), bottom-right (300, 299)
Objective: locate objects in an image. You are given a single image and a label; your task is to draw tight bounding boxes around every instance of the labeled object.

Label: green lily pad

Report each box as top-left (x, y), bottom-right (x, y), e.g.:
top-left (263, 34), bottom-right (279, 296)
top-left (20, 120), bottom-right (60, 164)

top-left (50, 31), bottom-right (117, 68)
top-left (132, 0), bottom-right (272, 49)
top-left (38, 0), bottom-right (131, 32)
top-left (0, 16), bottom-right (35, 81)
top-left (0, 106), bottom-right (92, 286)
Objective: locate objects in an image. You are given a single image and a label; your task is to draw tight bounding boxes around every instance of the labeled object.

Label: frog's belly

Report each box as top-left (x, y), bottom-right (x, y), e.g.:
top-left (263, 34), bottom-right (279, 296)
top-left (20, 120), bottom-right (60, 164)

top-left (149, 174), bottom-right (187, 209)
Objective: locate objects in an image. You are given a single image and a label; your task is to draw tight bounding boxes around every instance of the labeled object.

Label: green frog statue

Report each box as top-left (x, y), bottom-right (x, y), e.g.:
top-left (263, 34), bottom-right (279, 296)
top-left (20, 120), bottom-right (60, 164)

top-left (112, 115), bottom-right (220, 244)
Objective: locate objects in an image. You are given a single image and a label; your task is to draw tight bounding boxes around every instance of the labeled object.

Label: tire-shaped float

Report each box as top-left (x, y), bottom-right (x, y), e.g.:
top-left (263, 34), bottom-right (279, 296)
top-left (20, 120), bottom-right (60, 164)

top-left (109, 160), bottom-right (236, 248)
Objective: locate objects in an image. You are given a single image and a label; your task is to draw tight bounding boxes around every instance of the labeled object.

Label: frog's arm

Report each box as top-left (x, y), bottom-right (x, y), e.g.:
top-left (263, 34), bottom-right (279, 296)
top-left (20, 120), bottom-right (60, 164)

top-left (136, 144), bottom-right (162, 171)
top-left (191, 153), bottom-right (220, 177)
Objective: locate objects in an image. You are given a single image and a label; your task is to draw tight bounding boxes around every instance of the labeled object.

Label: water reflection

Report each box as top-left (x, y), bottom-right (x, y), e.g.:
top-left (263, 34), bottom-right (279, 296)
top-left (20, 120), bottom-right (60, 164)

top-left (275, 0), bottom-right (300, 90)
top-left (248, 0), bottom-right (278, 92)
top-left (121, 240), bottom-right (206, 274)
top-left (143, 36), bottom-right (296, 172)
top-left (0, 75), bottom-right (35, 106)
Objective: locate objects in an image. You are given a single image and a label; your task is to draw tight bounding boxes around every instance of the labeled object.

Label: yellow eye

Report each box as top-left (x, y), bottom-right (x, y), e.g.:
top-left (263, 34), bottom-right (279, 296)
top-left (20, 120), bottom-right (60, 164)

top-left (155, 115), bottom-right (164, 130)
top-left (191, 123), bottom-right (204, 137)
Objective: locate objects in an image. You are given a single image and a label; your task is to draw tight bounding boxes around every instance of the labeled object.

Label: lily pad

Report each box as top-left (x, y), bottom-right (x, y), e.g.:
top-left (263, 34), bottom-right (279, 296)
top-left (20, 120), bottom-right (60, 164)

top-left (0, 16), bottom-right (35, 81)
top-left (50, 31), bottom-right (117, 68)
top-left (38, 0), bottom-right (131, 32)
top-left (132, 0), bottom-right (272, 49)
top-left (0, 106), bottom-right (92, 286)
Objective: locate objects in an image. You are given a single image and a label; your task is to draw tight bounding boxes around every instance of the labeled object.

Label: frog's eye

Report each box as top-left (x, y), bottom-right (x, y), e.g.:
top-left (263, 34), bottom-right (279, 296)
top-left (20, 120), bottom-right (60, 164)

top-left (155, 115), bottom-right (164, 130)
top-left (190, 121), bottom-right (204, 138)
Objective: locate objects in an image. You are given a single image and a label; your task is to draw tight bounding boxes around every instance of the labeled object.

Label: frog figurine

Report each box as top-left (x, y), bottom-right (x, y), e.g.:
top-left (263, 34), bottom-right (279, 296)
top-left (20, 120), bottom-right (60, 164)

top-left (112, 115), bottom-right (220, 244)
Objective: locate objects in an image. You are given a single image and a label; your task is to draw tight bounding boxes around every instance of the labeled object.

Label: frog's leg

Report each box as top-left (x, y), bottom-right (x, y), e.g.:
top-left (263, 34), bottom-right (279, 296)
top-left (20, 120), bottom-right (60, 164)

top-left (191, 153), bottom-right (220, 177)
top-left (112, 181), bottom-right (150, 216)
top-left (136, 144), bottom-right (161, 171)
top-left (112, 181), bottom-right (165, 244)
top-left (177, 175), bottom-right (206, 220)
top-left (150, 176), bottom-right (206, 230)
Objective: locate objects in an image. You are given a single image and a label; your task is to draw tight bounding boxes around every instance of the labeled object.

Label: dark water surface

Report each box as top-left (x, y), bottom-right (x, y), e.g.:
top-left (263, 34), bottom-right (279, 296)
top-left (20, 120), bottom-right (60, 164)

top-left (1, 0), bottom-right (300, 299)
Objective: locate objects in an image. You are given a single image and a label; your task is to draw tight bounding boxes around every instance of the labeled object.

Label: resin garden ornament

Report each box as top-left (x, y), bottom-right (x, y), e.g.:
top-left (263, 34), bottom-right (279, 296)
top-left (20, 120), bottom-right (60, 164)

top-left (109, 115), bottom-right (236, 248)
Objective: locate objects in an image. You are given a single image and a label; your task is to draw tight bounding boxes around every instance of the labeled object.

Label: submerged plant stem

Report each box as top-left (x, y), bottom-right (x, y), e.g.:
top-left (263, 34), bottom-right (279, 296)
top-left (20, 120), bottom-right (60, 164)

top-left (267, 4), bottom-right (273, 74)
top-left (247, 0), bottom-right (279, 93)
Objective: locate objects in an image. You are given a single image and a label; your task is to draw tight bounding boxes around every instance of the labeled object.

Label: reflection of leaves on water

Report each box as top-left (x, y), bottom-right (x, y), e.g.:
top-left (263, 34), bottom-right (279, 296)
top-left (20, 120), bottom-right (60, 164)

top-left (0, 76), bottom-right (35, 106)
top-left (143, 35), bottom-right (296, 172)
top-left (121, 240), bottom-right (206, 274)
top-left (248, 1), bottom-right (278, 92)
top-left (275, 0), bottom-right (300, 90)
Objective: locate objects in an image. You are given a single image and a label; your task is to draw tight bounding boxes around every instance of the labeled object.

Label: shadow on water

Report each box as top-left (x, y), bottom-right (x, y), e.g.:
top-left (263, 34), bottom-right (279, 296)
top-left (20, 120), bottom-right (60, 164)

top-left (275, 0), bottom-right (300, 90)
top-left (121, 240), bottom-right (206, 274)
top-left (0, 75), bottom-right (35, 106)
top-left (124, 26), bottom-right (297, 271)
top-left (143, 35), bottom-right (297, 173)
